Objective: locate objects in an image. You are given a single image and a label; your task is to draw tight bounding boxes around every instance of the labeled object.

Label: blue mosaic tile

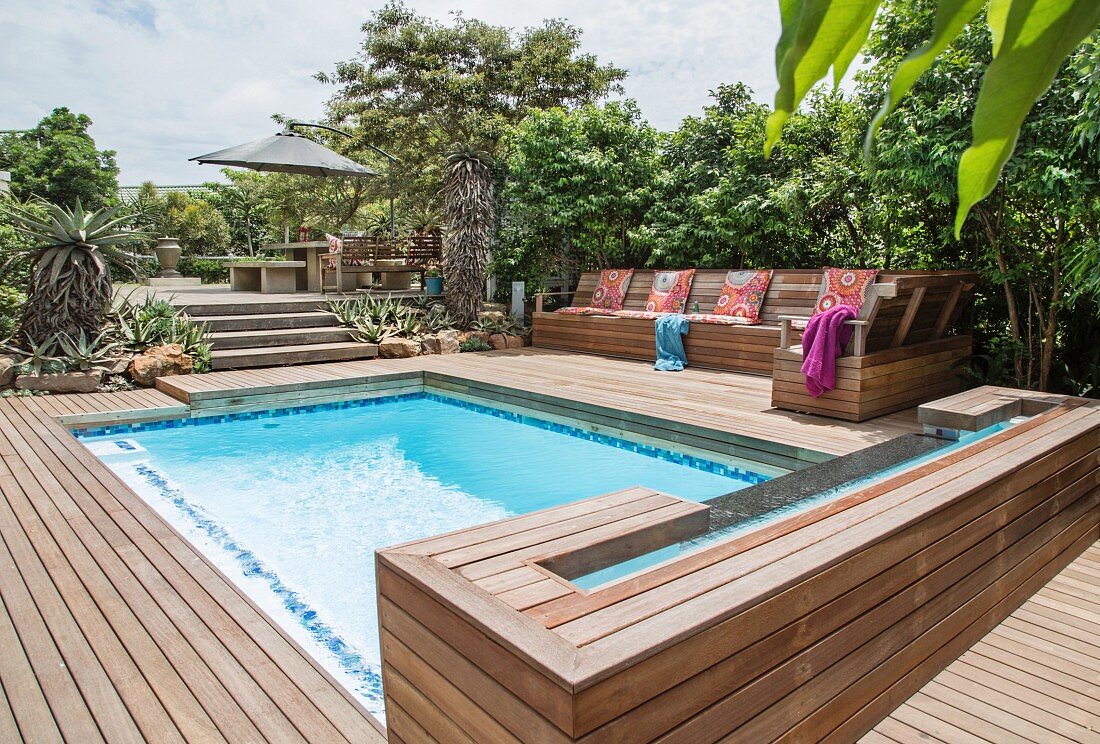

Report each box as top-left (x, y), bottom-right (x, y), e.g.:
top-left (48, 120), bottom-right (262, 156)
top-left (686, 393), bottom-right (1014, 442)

top-left (131, 463), bottom-right (385, 706)
top-left (75, 390), bottom-right (769, 485)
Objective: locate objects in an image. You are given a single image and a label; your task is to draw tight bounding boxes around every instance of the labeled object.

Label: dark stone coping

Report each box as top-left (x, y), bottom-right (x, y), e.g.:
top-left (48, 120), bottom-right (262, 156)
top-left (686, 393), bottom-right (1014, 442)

top-left (704, 434), bottom-right (950, 531)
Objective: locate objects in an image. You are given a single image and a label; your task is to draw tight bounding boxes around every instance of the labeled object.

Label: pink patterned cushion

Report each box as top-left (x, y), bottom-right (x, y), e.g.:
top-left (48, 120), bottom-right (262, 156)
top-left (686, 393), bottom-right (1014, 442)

top-left (683, 313), bottom-right (760, 326)
top-left (614, 310), bottom-right (663, 320)
top-left (713, 269), bottom-right (772, 323)
top-left (556, 306), bottom-right (617, 316)
top-left (645, 269), bottom-right (696, 314)
top-left (814, 268), bottom-right (878, 316)
top-left (590, 269), bottom-right (634, 311)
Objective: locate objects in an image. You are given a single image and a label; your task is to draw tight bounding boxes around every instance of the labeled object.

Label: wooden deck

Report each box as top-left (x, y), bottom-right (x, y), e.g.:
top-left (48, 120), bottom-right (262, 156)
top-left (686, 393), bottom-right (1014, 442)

top-left (864, 541), bottom-right (1100, 744)
top-left (0, 395), bottom-right (386, 743)
top-left (1, 350), bottom-right (1097, 742)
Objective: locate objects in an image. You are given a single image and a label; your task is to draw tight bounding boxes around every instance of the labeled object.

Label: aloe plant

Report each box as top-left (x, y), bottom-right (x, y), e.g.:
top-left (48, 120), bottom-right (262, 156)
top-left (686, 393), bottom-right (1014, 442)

top-left (6, 199), bottom-right (147, 346)
top-left (57, 329), bottom-right (121, 372)
top-left (2, 333), bottom-right (65, 377)
top-left (349, 317), bottom-right (397, 344)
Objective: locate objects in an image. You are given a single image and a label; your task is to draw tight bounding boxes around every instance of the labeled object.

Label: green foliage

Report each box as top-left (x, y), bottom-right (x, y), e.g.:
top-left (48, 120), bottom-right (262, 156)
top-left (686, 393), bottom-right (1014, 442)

top-left (128, 184), bottom-right (232, 255)
top-left (176, 256), bottom-right (229, 284)
top-left (7, 199), bottom-right (145, 345)
top-left (459, 338), bottom-right (492, 352)
top-left (766, 0), bottom-right (1100, 233)
top-left (204, 170), bottom-right (277, 255)
top-left (57, 329), bottom-right (121, 371)
top-left (0, 285), bottom-right (24, 339)
top-left (0, 108), bottom-right (119, 208)
top-left (317, 1), bottom-right (626, 218)
top-left (498, 101), bottom-right (659, 287)
top-left (108, 292), bottom-right (212, 372)
top-left (2, 333), bottom-right (65, 377)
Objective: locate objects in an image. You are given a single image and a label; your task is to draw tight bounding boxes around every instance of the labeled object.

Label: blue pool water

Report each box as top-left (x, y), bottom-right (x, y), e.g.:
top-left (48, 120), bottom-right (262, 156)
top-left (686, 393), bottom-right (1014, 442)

top-left (77, 392), bottom-right (773, 716)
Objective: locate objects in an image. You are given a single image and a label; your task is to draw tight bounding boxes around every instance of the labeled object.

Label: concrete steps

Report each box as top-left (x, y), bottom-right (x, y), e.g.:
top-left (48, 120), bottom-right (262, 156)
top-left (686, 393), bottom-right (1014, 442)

top-left (198, 311), bottom-right (339, 333)
top-left (179, 300), bottom-right (376, 370)
top-left (209, 342), bottom-right (378, 370)
top-left (208, 327), bottom-right (354, 350)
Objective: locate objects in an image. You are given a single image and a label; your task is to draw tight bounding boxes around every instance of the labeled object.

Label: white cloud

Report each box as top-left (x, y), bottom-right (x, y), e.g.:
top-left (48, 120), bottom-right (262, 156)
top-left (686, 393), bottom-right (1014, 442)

top-left (0, 0), bottom-right (781, 185)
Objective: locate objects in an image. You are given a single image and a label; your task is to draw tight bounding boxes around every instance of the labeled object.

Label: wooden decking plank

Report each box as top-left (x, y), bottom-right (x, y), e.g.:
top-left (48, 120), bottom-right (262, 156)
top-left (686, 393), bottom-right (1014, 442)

top-left (12, 401), bottom-right (382, 743)
top-left (0, 417), bottom-right (197, 743)
top-left (0, 484), bottom-right (131, 743)
top-left (892, 694), bottom-right (1014, 744)
top-left (0, 589), bottom-right (63, 744)
top-left (1, 403), bottom-right (287, 742)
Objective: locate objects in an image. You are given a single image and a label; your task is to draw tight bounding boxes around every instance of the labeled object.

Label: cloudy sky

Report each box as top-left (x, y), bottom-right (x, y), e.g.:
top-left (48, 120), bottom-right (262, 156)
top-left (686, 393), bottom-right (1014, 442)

top-left (1, 0), bottom-right (782, 185)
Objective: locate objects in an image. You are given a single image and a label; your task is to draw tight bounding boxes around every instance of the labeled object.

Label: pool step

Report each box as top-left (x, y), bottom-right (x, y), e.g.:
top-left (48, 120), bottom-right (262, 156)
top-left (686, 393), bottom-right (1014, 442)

top-left (209, 342), bottom-right (378, 370)
top-left (198, 311), bottom-right (340, 333)
top-left (208, 327), bottom-right (354, 350)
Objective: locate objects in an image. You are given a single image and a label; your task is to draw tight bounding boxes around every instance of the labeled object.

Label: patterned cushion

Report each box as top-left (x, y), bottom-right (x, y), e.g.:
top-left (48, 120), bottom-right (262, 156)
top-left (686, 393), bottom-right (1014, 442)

top-left (590, 269), bottom-right (634, 310)
top-left (324, 234), bottom-right (342, 269)
top-left (614, 310), bottom-right (663, 320)
top-left (645, 269), bottom-right (696, 314)
top-left (556, 306), bottom-right (617, 316)
top-left (712, 269), bottom-right (772, 323)
top-left (814, 268), bottom-right (879, 315)
top-left (683, 313), bottom-right (759, 326)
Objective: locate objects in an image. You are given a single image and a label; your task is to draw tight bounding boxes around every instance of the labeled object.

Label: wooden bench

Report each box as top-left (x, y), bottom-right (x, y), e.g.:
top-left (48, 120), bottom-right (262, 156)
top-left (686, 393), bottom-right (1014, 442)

top-left (531, 268), bottom-right (978, 421)
top-left (533, 269), bottom-right (825, 375)
top-left (319, 232), bottom-right (443, 293)
top-left (225, 260), bottom-right (306, 294)
top-left (772, 271), bottom-right (978, 421)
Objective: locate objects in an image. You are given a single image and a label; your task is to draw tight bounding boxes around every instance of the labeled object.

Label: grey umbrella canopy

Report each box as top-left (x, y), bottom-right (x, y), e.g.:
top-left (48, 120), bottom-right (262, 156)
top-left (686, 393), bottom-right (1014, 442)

top-left (190, 130), bottom-right (379, 178)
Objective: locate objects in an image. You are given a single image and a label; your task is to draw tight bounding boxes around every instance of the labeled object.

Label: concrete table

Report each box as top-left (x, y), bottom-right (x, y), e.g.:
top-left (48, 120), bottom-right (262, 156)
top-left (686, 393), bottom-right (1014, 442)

top-left (225, 261), bottom-right (306, 294)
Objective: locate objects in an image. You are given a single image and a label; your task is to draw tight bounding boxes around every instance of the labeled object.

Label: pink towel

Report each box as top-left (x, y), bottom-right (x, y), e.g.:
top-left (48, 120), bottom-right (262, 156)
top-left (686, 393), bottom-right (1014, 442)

top-left (800, 305), bottom-right (857, 397)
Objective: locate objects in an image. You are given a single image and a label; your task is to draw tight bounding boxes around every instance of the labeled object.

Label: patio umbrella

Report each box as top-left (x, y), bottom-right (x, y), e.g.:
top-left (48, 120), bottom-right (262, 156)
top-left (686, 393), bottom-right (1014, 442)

top-left (189, 128), bottom-right (379, 178)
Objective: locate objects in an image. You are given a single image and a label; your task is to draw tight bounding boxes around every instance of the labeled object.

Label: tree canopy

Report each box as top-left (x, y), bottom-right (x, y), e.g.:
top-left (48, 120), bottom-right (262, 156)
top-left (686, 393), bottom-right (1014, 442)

top-left (0, 107), bottom-right (119, 208)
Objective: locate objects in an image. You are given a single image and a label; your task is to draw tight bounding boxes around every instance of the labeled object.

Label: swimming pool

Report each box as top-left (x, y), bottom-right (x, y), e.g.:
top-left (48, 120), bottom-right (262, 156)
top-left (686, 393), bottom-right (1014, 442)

top-left (76, 392), bottom-right (776, 717)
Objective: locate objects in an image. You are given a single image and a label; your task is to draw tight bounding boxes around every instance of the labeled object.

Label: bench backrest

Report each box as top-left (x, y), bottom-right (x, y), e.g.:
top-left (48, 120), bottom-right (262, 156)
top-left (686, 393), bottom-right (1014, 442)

top-left (339, 232), bottom-right (443, 265)
top-left (567, 268), bottom-right (977, 349)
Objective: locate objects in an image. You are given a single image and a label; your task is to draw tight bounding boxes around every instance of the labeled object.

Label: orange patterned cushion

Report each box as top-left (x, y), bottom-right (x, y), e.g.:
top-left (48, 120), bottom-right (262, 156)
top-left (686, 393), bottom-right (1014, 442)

top-left (645, 269), bottom-right (696, 314)
top-left (590, 269), bottom-right (634, 310)
top-left (683, 313), bottom-right (759, 325)
top-left (556, 306), bottom-right (617, 316)
top-left (712, 269), bottom-right (772, 323)
top-left (814, 268), bottom-right (878, 315)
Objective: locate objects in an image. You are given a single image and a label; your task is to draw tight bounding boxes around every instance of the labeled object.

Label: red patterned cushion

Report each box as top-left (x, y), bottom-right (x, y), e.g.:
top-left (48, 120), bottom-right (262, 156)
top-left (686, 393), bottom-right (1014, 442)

top-left (712, 269), bottom-right (772, 323)
top-left (645, 269), bottom-right (695, 314)
top-left (683, 313), bottom-right (759, 325)
top-left (590, 269), bottom-right (634, 310)
top-left (814, 268), bottom-right (878, 315)
top-left (556, 306), bottom-right (618, 316)
top-left (614, 310), bottom-right (662, 319)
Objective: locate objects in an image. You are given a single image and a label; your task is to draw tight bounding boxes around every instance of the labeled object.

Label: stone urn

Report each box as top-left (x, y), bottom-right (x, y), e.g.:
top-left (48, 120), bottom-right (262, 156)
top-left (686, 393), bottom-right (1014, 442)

top-left (154, 236), bottom-right (183, 278)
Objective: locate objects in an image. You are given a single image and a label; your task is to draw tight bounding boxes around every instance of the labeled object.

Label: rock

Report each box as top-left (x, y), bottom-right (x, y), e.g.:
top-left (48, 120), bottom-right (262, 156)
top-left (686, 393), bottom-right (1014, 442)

top-left (478, 310), bottom-right (506, 324)
top-left (0, 355), bottom-right (15, 387)
top-left (505, 334), bottom-right (525, 349)
top-left (489, 333), bottom-right (508, 351)
top-left (437, 330), bottom-right (461, 354)
top-left (16, 370), bottom-right (103, 393)
top-left (128, 343), bottom-right (193, 387)
top-left (420, 335), bottom-right (441, 355)
top-left (378, 338), bottom-right (421, 358)
top-left (103, 355), bottom-right (132, 375)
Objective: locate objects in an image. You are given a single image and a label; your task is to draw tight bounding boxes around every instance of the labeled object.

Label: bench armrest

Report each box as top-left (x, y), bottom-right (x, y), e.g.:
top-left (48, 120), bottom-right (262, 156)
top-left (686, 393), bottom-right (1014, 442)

top-left (778, 315), bottom-right (870, 355)
top-left (534, 290), bottom-right (576, 312)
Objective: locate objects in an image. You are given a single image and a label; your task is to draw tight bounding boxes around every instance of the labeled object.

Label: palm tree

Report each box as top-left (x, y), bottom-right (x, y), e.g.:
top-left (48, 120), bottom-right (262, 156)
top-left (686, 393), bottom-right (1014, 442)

top-left (7, 199), bottom-right (143, 346)
top-left (441, 151), bottom-right (495, 328)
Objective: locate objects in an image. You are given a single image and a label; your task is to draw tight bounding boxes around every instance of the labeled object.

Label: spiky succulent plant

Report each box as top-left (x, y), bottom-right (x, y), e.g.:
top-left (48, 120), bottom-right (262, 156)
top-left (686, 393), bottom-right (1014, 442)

top-left (7, 199), bottom-right (145, 346)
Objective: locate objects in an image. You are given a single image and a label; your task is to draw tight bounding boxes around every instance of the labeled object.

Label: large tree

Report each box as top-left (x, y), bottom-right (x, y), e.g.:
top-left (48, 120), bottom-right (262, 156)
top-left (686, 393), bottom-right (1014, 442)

top-left (317, 2), bottom-right (627, 214)
top-left (0, 108), bottom-right (119, 208)
top-left (499, 101), bottom-right (659, 288)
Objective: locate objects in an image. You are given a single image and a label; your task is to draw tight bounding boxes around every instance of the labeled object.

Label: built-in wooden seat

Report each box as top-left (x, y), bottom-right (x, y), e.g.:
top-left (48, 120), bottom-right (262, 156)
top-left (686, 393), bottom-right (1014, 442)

top-left (532, 268), bottom-right (979, 421)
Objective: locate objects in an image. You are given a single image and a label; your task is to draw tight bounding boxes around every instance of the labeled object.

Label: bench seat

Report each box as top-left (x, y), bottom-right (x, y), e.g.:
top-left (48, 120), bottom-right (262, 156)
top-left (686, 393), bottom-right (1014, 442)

top-left (532, 268), bottom-right (978, 421)
top-left (225, 260), bottom-right (306, 294)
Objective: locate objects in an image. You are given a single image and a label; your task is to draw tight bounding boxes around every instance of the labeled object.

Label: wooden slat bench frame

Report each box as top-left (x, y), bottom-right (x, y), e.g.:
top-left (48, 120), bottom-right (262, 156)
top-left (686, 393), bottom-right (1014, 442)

top-left (377, 393), bottom-right (1100, 742)
top-left (773, 272), bottom-right (978, 421)
top-left (532, 268), bottom-right (977, 421)
top-left (319, 232), bottom-right (442, 293)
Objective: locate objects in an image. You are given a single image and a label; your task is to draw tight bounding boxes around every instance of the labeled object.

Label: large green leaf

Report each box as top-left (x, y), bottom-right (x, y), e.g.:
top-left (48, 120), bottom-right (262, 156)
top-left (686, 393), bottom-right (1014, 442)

top-left (955, 0), bottom-right (1100, 235)
top-left (765, 0), bottom-right (880, 156)
top-left (866, 0), bottom-right (986, 155)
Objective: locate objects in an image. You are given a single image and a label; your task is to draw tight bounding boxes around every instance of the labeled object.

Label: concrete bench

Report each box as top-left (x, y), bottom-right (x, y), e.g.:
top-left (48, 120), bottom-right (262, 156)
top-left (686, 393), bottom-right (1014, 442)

top-left (225, 261), bottom-right (306, 294)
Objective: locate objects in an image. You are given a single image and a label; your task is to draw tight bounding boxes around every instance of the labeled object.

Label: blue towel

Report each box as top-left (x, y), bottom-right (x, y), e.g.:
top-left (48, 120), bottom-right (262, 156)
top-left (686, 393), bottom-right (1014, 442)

top-left (654, 314), bottom-right (689, 371)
